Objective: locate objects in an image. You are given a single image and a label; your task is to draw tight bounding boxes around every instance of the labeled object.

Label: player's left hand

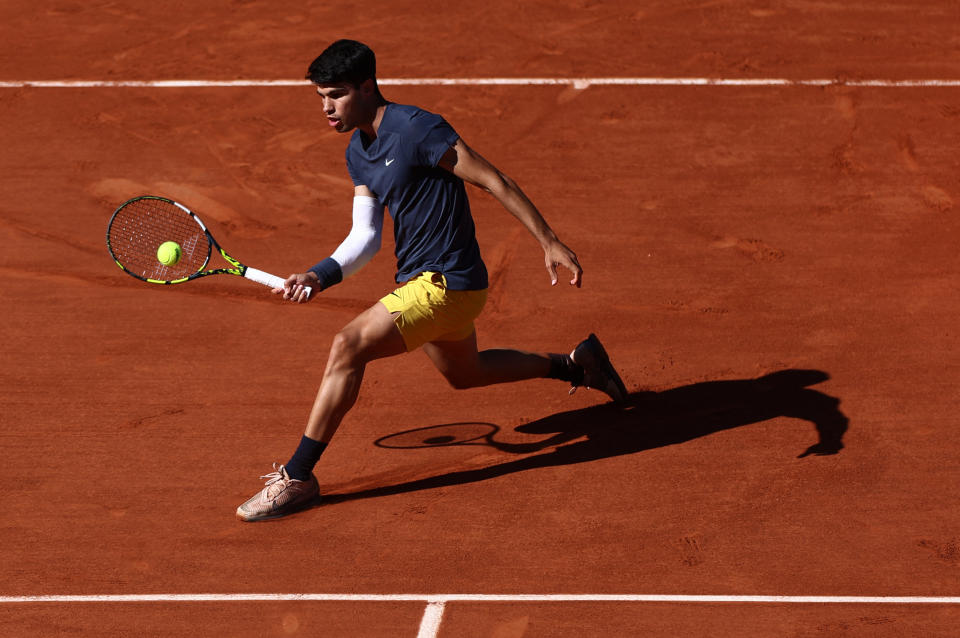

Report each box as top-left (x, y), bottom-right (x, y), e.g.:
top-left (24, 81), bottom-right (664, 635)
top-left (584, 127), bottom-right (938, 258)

top-left (544, 240), bottom-right (582, 288)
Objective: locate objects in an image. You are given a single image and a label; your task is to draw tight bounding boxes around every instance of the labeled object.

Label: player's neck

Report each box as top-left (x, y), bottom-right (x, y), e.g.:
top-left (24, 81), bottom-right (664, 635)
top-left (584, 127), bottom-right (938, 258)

top-left (358, 99), bottom-right (389, 141)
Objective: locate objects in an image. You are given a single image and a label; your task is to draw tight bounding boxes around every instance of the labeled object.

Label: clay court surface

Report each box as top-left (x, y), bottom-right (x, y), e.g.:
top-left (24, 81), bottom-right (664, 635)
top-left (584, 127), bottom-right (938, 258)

top-left (2, 1), bottom-right (960, 636)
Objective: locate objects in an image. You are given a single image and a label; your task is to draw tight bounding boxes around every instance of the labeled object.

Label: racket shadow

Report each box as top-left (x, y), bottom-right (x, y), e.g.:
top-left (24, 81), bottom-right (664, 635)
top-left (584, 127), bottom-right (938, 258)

top-left (320, 368), bottom-right (848, 506)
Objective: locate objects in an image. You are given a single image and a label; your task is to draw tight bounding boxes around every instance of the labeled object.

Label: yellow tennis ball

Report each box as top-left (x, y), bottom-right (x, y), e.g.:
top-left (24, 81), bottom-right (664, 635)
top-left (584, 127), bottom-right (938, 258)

top-left (157, 241), bottom-right (182, 266)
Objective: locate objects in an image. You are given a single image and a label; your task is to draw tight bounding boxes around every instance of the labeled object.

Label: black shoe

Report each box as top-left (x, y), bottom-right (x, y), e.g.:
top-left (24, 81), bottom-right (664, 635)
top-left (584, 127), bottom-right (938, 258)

top-left (570, 333), bottom-right (628, 402)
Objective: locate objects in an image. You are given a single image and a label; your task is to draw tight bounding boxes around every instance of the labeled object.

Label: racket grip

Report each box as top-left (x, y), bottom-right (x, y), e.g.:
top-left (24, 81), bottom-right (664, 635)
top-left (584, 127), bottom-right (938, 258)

top-left (244, 267), bottom-right (312, 300)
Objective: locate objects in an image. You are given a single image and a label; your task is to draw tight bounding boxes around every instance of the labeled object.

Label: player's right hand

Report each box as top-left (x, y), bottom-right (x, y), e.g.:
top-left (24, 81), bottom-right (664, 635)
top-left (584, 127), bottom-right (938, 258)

top-left (274, 272), bottom-right (318, 303)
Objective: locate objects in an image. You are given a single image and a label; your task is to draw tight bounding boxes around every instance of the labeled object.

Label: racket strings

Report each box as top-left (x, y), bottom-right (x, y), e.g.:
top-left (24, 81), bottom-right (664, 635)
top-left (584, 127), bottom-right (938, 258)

top-left (108, 198), bottom-right (210, 281)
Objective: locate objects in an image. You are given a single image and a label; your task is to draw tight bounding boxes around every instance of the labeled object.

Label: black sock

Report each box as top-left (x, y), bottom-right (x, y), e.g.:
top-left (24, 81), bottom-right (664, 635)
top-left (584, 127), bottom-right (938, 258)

top-left (284, 435), bottom-right (328, 481)
top-left (547, 353), bottom-right (584, 384)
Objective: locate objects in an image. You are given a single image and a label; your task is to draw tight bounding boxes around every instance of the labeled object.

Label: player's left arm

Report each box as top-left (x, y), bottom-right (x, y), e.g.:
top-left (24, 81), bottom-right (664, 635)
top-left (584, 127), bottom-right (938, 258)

top-left (438, 138), bottom-right (582, 287)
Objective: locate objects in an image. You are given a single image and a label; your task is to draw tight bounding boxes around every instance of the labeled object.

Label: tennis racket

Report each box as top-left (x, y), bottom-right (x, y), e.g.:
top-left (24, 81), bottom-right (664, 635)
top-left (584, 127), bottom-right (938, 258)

top-left (106, 195), bottom-right (310, 298)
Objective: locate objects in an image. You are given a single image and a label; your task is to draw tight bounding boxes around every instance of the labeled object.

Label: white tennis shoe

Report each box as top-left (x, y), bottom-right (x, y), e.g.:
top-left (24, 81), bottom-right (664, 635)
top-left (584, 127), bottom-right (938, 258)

top-left (236, 463), bottom-right (319, 522)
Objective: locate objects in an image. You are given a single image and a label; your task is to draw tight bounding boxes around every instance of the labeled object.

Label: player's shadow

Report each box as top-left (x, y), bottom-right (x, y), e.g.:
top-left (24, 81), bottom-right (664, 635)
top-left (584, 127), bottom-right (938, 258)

top-left (321, 369), bottom-right (848, 505)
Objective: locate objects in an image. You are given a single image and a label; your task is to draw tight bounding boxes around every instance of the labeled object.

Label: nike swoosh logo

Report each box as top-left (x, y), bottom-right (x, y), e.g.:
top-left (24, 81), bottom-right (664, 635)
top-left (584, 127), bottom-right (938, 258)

top-left (385, 158), bottom-right (395, 166)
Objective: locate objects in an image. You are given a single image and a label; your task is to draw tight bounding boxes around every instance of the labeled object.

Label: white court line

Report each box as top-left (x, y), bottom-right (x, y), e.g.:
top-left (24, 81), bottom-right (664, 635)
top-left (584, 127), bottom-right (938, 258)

top-left (415, 600), bottom-right (447, 638)
top-left (2, 593), bottom-right (960, 603)
top-left (3, 78), bottom-right (960, 88)
top-left (6, 593), bottom-right (959, 638)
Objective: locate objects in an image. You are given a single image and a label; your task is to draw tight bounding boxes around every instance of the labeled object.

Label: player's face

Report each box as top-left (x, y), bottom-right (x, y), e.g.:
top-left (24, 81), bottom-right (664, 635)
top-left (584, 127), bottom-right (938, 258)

top-left (316, 83), bottom-right (362, 133)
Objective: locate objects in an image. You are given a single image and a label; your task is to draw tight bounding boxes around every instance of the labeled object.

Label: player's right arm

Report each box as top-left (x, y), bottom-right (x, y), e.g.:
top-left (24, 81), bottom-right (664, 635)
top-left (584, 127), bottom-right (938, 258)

top-left (277, 185), bottom-right (384, 303)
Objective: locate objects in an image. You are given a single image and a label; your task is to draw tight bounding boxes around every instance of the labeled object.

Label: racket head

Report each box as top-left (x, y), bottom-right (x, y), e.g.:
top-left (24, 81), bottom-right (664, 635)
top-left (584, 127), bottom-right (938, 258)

top-left (106, 195), bottom-right (213, 284)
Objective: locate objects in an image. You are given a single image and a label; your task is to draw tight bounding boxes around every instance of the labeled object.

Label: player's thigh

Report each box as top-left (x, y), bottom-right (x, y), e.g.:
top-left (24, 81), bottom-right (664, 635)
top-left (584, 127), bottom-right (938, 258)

top-left (333, 301), bottom-right (407, 365)
top-left (422, 331), bottom-right (481, 381)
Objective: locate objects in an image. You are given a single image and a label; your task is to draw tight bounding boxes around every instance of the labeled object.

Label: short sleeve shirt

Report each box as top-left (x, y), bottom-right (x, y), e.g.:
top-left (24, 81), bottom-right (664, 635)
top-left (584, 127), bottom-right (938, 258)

top-left (345, 103), bottom-right (488, 290)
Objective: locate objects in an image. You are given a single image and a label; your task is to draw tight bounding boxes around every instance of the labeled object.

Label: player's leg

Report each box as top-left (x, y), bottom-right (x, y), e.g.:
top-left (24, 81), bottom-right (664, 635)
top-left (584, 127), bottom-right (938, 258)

top-left (303, 301), bottom-right (407, 443)
top-left (237, 302), bottom-right (406, 522)
top-left (414, 270), bottom-right (627, 397)
top-left (423, 331), bottom-right (628, 400)
top-left (421, 331), bottom-right (552, 388)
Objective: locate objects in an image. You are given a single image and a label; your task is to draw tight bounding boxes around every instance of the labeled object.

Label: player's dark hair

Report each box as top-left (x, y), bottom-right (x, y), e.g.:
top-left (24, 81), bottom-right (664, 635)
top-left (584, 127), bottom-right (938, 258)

top-left (306, 40), bottom-right (378, 89)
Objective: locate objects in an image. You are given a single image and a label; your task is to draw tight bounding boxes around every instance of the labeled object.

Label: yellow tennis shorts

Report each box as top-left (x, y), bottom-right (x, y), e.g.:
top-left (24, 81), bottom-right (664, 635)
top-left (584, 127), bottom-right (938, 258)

top-left (379, 272), bottom-right (488, 352)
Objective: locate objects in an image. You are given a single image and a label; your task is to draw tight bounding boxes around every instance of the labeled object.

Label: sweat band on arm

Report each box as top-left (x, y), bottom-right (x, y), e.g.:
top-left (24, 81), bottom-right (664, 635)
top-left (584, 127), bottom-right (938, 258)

top-left (308, 256), bottom-right (342, 290)
top-left (308, 195), bottom-right (384, 290)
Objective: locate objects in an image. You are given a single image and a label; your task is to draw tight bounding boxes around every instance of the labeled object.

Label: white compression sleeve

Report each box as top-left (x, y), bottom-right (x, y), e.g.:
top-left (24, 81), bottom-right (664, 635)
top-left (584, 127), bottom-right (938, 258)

top-left (330, 195), bottom-right (384, 279)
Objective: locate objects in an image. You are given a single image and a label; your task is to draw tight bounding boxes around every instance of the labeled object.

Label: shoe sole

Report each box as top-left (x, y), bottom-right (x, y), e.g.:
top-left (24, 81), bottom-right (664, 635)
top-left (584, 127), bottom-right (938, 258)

top-left (236, 486), bottom-right (320, 522)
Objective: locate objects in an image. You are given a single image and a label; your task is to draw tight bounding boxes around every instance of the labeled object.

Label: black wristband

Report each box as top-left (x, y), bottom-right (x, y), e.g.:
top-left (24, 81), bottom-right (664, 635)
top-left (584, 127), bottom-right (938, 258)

top-left (308, 257), bottom-right (343, 290)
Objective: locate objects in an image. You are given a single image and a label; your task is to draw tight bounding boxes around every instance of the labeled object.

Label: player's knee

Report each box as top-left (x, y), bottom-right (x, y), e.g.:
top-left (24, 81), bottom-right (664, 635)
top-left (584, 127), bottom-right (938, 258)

top-left (328, 330), bottom-right (363, 368)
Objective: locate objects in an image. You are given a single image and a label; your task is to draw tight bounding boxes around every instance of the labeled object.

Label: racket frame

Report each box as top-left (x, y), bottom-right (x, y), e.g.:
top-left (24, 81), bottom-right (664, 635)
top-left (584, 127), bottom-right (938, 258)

top-left (106, 195), bottom-right (293, 293)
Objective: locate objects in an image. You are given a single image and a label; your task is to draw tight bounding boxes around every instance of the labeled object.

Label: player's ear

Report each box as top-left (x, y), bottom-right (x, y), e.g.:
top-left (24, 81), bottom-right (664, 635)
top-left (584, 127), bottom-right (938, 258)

top-left (359, 78), bottom-right (377, 97)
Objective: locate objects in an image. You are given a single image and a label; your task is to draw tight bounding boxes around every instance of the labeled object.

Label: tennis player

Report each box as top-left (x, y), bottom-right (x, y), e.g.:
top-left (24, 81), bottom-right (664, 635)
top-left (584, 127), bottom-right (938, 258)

top-left (237, 40), bottom-right (627, 521)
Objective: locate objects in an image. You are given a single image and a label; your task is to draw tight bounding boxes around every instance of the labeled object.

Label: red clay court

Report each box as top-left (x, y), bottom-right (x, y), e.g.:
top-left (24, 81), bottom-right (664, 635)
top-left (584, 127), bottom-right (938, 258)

top-left (1, 1), bottom-right (959, 636)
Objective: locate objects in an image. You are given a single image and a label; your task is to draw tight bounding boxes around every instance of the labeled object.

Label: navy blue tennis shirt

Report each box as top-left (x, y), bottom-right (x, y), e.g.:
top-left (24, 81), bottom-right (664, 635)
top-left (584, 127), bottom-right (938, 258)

top-left (311, 104), bottom-right (488, 291)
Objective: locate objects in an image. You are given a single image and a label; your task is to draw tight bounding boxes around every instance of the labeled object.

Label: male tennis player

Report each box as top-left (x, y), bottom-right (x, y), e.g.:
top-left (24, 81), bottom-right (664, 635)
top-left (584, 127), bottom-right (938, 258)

top-left (237, 40), bottom-right (627, 521)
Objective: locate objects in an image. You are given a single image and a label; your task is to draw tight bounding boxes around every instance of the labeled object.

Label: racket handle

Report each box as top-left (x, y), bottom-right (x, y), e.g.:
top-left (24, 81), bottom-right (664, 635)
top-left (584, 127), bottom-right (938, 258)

top-left (244, 267), bottom-right (313, 300)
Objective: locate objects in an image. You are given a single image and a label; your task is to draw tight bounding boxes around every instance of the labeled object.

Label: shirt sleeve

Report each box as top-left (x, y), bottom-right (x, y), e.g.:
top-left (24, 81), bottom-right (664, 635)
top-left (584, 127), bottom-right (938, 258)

top-left (414, 113), bottom-right (460, 167)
